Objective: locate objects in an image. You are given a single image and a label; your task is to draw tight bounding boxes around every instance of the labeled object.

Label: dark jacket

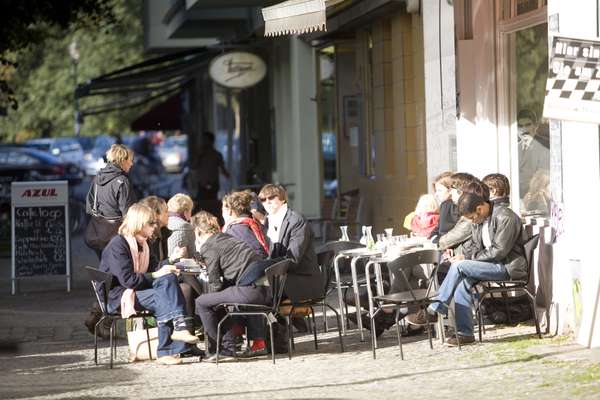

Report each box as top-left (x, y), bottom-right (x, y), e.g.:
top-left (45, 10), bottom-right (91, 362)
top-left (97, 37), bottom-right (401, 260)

top-left (430, 199), bottom-right (460, 242)
top-left (225, 221), bottom-right (268, 259)
top-left (99, 235), bottom-right (160, 311)
top-left (86, 163), bottom-right (136, 219)
top-left (461, 202), bottom-right (527, 279)
top-left (438, 216), bottom-right (472, 252)
top-left (197, 232), bottom-right (262, 293)
top-left (269, 208), bottom-right (321, 302)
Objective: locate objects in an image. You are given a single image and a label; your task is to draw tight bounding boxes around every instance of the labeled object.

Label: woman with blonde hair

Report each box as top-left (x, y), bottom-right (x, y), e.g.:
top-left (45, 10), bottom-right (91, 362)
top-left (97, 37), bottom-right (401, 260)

top-left (85, 144), bottom-right (137, 259)
top-left (99, 203), bottom-right (200, 365)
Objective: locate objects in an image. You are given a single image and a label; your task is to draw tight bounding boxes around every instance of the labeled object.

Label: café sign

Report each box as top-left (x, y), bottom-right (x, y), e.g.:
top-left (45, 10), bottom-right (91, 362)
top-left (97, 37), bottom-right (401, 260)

top-left (209, 52), bottom-right (267, 89)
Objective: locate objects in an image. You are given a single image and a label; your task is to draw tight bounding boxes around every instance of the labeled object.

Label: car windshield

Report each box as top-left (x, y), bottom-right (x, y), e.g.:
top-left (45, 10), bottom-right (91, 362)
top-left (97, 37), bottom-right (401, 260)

top-left (75, 137), bottom-right (95, 151)
top-left (55, 139), bottom-right (82, 152)
top-left (24, 141), bottom-right (51, 151)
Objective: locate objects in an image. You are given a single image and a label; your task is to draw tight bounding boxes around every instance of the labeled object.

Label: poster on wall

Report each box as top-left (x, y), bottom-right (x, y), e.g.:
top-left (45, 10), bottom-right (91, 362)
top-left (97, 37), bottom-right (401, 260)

top-left (543, 36), bottom-right (600, 123)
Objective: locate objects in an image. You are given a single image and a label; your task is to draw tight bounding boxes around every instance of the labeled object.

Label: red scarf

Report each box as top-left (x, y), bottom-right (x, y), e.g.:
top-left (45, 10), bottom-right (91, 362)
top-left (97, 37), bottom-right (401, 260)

top-left (223, 217), bottom-right (269, 254)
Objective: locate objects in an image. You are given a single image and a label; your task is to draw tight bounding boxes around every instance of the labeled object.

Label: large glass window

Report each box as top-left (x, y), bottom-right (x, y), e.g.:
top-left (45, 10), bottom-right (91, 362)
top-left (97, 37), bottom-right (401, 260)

top-left (514, 23), bottom-right (550, 216)
top-left (317, 46), bottom-right (337, 198)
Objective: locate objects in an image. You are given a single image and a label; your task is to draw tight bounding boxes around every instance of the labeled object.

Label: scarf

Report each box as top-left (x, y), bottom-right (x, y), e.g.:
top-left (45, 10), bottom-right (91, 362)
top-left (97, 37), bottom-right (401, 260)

top-left (120, 234), bottom-right (150, 318)
top-left (223, 217), bottom-right (269, 255)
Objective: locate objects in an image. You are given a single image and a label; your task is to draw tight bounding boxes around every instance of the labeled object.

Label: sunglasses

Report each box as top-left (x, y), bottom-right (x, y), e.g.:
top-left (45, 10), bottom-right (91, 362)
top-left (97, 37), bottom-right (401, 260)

top-left (259, 195), bottom-right (278, 202)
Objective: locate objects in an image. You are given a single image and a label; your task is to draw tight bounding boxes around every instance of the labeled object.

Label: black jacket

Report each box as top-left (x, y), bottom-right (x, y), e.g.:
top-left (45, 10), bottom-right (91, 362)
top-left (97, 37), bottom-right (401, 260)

top-left (197, 232), bottom-right (262, 293)
top-left (99, 235), bottom-right (160, 311)
top-left (461, 202), bottom-right (527, 279)
top-left (225, 221), bottom-right (268, 259)
top-left (430, 199), bottom-right (460, 242)
top-left (86, 163), bottom-right (136, 219)
top-left (269, 208), bottom-right (321, 302)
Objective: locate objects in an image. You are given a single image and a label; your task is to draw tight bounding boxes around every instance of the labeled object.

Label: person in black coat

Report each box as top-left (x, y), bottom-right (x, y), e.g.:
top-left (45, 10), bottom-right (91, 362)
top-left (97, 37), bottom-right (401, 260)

top-left (222, 190), bottom-right (269, 258)
top-left (85, 144), bottom-right (136, 259)
top-left (99, 203), bottom-right (199, 365)
top-left (258, 184), bottom-right (322, 303)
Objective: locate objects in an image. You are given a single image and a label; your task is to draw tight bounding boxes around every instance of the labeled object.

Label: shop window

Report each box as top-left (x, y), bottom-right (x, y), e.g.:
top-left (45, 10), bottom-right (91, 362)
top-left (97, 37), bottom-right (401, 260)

top-left (317, 46), bottom-right (338, 198)
top-left (361, 31), bottom-right (376, 177)
top-left (515, 0), bottom-right (539, 16)
top-left (500, 0), bottom-right (545, 21)
top-left (514, 23), bottom-right (549, 216)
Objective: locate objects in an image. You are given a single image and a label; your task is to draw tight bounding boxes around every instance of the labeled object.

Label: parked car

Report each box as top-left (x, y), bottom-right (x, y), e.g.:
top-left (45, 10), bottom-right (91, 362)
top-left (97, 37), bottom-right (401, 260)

top-left (24, 137), bottom-right (85, 167)
top-left (81, 135), bottom-right (116, 176)
top-left (158, 135), bottom-right (187, 173)
top-left (0, 146), bottom-right (84, 202)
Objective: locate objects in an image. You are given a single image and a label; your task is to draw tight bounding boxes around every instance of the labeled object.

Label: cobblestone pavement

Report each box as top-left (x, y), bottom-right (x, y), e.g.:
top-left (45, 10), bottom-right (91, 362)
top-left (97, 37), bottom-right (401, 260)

top-left (1, 241), bottom-right (600, 400)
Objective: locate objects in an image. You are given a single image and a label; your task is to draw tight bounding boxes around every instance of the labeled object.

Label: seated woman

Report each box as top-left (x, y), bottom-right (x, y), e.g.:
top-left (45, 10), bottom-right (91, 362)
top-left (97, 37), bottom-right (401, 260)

top-left (99, 203), bottom-right (200, 365)
top-left (409, 194), bottom-right (440, 238)
top-left (192, 211), bottom-right (274, 361)
top-left (221, 190), bottom-right (269, 258)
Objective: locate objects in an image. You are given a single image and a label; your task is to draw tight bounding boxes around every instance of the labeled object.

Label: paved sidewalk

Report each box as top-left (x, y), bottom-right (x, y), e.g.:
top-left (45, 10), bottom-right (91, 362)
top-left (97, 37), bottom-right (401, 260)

top-left (1, 280), bottom-right (600, 400)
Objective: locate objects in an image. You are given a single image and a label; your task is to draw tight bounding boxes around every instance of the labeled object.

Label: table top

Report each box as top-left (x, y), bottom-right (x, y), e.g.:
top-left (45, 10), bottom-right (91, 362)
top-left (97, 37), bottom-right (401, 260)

top-left (338, 248), bottom-right (383, 257)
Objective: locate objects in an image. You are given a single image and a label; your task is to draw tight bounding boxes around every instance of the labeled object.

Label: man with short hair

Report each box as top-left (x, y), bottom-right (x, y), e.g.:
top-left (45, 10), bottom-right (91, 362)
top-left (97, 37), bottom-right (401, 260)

top-left (407, 192), bottom-right (526, 345)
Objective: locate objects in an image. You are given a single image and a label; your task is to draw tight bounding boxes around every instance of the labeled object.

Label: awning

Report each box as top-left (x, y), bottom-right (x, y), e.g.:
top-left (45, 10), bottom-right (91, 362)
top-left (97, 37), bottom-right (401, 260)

top-left (262, 0), bottom-right (344, 37)
top-left (130, 94), bottom-right (181, 131)
top-left (76, 47), bottom-right (217, 117)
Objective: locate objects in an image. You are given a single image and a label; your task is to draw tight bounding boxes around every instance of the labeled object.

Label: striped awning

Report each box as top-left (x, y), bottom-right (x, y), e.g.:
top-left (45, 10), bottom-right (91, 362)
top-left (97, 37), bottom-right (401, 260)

top-left (262, 0), bottom-right (343, 37)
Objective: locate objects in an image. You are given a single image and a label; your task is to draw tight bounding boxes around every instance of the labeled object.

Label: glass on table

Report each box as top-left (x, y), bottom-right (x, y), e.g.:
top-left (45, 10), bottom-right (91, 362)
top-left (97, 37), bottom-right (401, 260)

top-left (339, 225), bottom-right (349, 241)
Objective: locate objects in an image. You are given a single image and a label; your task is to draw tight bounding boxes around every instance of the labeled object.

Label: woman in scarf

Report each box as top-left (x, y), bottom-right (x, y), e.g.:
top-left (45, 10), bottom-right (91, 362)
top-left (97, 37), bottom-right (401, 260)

top-left (99, 203), bottom-right (200, 365)
top-left (221, 190), bottom-right (269, 258)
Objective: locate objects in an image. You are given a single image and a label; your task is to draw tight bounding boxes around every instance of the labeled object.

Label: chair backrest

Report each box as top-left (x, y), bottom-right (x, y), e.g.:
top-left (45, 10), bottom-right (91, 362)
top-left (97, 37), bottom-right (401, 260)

top-left (385, 249), bottom-right (441, 299)
top-left (264, 258), bottom-right (292, 312)
top-left (315, 240), bottom-right (363, 295)
top-left (85, 266), bottom-right (113, 315)
top-left (523, 234), bottom-right (540, 284)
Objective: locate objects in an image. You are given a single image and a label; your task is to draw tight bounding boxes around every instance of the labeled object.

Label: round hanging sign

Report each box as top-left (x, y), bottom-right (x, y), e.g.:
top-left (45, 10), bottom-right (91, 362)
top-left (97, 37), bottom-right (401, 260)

top-left (209, 52), bottom-right (267, 89)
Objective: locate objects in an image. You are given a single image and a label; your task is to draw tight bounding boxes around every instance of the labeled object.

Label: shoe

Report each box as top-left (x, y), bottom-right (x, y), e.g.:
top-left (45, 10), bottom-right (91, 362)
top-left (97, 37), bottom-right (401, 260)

top-left (445, 334), bottom-right (475, 347)
top-left (204, 349), bottom-right (236, 363)
top-left (349, 312), bottom-right (386, 337)
top-left (181, 345), bottom-right (206, 359)
top-left (291, 317), bottom-right (309, 333)
top-left (405, 309), bottom-right (438, 327)
top-left (171, 329), bottom-right (200, 344)
top-left (157, 354), bottom-right (183, 365)
top-left (238, 347), bottom-right (269, 359)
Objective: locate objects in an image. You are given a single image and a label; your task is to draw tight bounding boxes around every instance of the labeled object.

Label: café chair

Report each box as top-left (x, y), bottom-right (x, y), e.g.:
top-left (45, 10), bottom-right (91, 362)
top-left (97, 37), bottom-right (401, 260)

top-left (469, 234), bottom-right (542, 342)
top-left (368, 249), bottom-right (444, 360)
top-left (85, 266), bottom-right (155, 369)
top-left (215, 259), bottom-right (291, 365)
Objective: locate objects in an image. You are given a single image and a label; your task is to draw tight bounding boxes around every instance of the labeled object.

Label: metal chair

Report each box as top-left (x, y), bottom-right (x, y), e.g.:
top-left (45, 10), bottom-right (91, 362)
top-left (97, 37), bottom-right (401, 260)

top-left (215, 259), bottom-right (291, 365)
top-left (368, 249), bottom-right (442, 359)
top-left (280, 241), bottom-right (347, 354)
top-left (471, 234), bottom-right (542, 342)
top-left (308, 189), bottom-right (363, 243)
top-left (85, 266), bottom-right (155, 369)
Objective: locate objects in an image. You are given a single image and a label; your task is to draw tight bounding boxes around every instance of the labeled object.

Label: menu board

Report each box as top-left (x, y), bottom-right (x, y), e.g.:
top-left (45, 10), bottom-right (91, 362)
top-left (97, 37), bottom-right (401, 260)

top-left (11, 181), bottom-right (71, 294)
top-left (13, 205), bottom-right (67, 277)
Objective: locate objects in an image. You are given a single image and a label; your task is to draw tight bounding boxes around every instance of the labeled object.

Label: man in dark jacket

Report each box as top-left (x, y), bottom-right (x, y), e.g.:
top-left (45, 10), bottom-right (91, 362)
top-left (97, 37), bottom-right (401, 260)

top-left (191, 211), bottom-right (274, 361)
top-left (407, 192), bottom-right (525, 346)
top-left (258, 184), bottom-right (321, 303)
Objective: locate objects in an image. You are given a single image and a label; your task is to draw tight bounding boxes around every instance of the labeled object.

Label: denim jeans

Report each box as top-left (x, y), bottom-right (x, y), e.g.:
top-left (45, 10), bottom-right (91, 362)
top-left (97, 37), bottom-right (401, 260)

top-left (135, 274), bottom-right (189, 357)
top-left (429, 259), bottom-right (509, 336)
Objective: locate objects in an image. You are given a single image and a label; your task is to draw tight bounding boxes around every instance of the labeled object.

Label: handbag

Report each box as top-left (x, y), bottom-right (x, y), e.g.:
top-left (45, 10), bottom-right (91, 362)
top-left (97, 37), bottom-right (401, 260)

top-left (127, 327), bottom-right (158, 362)
top-left (84, 183), bottom-right (121, 251)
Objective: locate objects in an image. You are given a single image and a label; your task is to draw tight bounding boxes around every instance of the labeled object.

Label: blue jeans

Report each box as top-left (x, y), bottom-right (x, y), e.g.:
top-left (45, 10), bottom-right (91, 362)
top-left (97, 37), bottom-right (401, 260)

top-left (135, 274), bottom-right (189, 357)
top-left (429, 260), bottom-right (509, 336)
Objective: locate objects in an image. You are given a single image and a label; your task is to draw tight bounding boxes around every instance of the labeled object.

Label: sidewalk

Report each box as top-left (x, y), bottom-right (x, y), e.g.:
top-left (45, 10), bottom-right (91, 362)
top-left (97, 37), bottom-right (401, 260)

top-left (1, 238), bottom-right (600, 399)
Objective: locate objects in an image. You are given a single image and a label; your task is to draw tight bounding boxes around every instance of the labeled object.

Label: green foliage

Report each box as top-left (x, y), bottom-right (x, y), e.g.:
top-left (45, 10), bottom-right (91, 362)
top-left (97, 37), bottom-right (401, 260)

top-left (0, 0), bottom-right (149, 141)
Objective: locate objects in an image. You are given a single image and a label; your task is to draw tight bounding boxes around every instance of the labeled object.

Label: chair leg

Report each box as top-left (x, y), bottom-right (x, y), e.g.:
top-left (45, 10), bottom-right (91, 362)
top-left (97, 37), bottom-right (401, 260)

top-left (395, 309), bottom-right (403, 360)
top-left (325, 303), bottom-right (344, 352)
top-left (94, 317), bottom-right (106, 365)
top-left (216, 314), bottom-right (230, 366)
top-left (371, 311), bottom-right (377, 360)
top-left (109, 321), bottom-right (115, 369)
top-left (424, 308), bottom-right (433, 350)
top-left (286, 316), bottom-right (292, 360)
top-left (322, 303), bottom-right (328, 333)
top-left (310, 307), bottom-right (318, 351)
top-left (525, 289), bottom-right (542, 339)
top-left (145, 326), bottom-right (153, 360)
top-left (267, 318), bottom-right (275, 364)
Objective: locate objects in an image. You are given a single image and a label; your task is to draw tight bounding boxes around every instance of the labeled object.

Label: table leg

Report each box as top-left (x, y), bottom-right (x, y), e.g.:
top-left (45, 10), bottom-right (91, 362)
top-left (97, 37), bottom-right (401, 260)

top-left (334, 254), bottom-right (346, 335)
top-left (351, 256), bottom-right (365, 341)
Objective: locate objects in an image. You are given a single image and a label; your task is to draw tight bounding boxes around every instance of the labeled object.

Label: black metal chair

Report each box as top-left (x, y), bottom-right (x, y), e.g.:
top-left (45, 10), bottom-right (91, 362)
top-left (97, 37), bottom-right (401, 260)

top-left (368, 249), bottom-right (442, 360)
top-left (471, 234), bottom-right (542, 342)
top-left (279, 241), bottom-right (348, 354)
top-left (215, 259), bottom-right (292, 365)
top-left (85, 266), bottom-right (155, 369)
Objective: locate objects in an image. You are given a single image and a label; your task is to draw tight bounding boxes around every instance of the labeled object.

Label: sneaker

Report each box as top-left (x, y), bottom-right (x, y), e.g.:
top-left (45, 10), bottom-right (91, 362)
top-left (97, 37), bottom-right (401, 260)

top-left (157, 354), bottom-right (183, 365)
top-left (445, 334), bottom-right (475, 347)
top-left (171, 330), bottom-right (200, 344)
top-left (204, 349), bottom-right (237, 363)
top-left (405, 309), bottom-right (438, 327)
top-left (238, 347), bottom-right (269, 359)
top-left (180, 345), bottom-right (206, 359)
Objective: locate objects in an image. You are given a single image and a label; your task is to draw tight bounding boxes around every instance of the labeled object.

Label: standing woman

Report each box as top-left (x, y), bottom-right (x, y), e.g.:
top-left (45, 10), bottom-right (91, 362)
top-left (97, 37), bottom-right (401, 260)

top-left (99, 203), bottom-right (199, 365)
top-left (85, 144), bottom-right (137, 259)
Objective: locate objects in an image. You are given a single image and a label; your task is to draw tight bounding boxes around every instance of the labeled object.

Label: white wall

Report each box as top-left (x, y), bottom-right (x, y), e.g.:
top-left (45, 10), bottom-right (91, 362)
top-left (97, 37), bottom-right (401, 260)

top-left (269, 38), bottom-right (321, 217)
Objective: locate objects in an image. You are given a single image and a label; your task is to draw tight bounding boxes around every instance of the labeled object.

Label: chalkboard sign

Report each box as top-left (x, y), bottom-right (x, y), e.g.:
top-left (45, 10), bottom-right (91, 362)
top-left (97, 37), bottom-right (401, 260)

top-left (11, 181), bottom-right (71, 294)
top-left (14, 205), bottom-right (67, 276)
